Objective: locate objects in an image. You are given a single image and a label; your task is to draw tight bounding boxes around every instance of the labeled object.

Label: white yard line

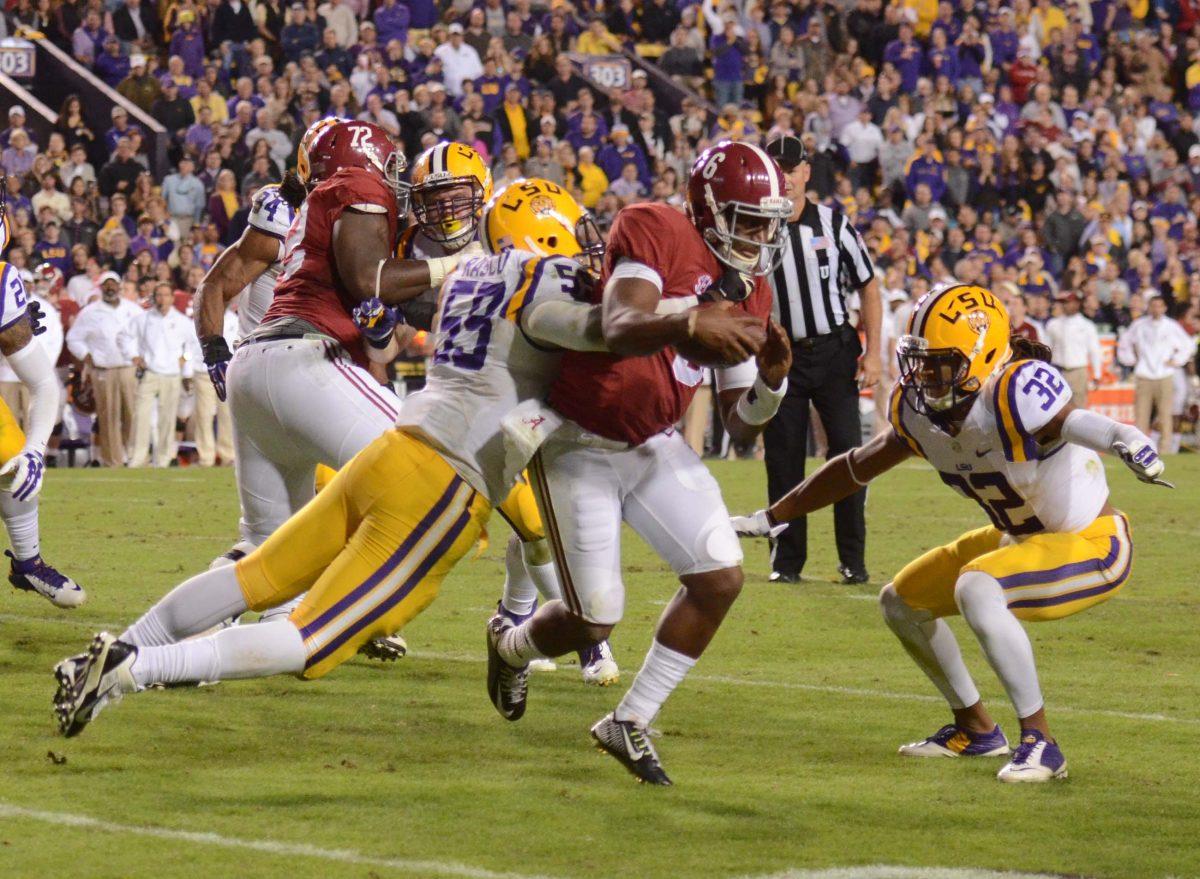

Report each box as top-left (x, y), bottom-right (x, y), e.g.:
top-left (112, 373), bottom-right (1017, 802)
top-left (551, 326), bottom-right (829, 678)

top-left (5, 613), bottom-right (1197, 727)
top-left (0, 803), bottom-right (564, 879)
top-left (736, 868), bottom-right (1075, 879)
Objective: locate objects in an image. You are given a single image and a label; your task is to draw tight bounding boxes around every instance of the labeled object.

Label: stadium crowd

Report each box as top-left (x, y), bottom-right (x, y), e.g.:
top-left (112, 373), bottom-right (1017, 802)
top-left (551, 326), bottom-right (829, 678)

top-left (1, 0), bottom-right (1199, 465)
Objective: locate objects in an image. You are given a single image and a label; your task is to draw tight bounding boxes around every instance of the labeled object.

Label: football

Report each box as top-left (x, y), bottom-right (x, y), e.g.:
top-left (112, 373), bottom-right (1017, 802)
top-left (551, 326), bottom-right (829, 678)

top-left (675, 304), bottom-right (768, 367)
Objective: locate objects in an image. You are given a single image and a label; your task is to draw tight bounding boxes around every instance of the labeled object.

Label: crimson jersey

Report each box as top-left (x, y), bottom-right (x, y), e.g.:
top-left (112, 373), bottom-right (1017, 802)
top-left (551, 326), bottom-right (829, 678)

top-left (550, 203), bottom-right (771, 445)
top-left (265, 167), bottom-right (399, 365)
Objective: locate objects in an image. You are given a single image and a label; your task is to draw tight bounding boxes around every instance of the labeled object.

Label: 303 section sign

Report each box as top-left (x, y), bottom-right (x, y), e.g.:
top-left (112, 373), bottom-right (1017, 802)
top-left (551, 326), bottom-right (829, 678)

top-left (0, 39), bottom-right (35, 78)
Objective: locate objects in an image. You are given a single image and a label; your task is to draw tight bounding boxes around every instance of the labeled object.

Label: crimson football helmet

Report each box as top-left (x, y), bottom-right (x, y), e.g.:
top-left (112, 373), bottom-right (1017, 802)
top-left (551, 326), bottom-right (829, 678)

top-left (686, 141), bottom-right (791, 277)
top-left (305, 120), bottom-right (410, 211)
top-left (32, 263), bottom-right (64, 296)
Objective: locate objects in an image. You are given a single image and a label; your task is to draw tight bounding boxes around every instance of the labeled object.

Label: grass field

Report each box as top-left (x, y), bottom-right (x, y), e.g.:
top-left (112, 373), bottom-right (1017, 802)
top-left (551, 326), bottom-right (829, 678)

top-left (1, 458), bottom-right (1198, 879)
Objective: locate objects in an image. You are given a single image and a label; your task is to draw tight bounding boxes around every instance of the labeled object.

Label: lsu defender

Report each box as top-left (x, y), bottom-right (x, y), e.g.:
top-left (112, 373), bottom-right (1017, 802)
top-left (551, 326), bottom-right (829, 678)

top-left (51, 180), bottom-right (615, 737)
top-left (735, 284), bottom-right (1169, 782)
top-left (401, 142), bottom-right (620, 686)
top-left (0, 183), bottom-right (84, 608)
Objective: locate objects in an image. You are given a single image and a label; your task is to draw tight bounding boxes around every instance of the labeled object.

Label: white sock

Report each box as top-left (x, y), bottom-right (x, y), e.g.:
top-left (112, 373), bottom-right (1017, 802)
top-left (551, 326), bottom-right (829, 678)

top-left (955, 571), bottom-right (1044, 718)
top-left (498, 620), bottom-right (549, 665)
top-left (523, 540), bottom-right (562, 602)
top-left (132, 620), bottom-right (305, 686)
top-left (121, 566), bottom-right (248, 647)
top-left (501, 536), bottom-right (538, 617)
top-left (258, 596), bottom-right (303, 624)
top-left (1, 493), bottom-right (39, 560)
top-left (614, 640), bottom-right (696, 726)
top-left (880, 583), bottom-right (980, 710)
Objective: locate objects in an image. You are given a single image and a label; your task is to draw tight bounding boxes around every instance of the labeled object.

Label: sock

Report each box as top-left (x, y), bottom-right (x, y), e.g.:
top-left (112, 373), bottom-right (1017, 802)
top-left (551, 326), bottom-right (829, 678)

top-left (132, 620), bottom-right (306, 687)
top-left (879, 583), bottom-right (980, 710)
top-left (1, 493), bottom-right (39, 560)
top-left (258, 596), bottom-right (303, 624)
top-left (501, 536), bottom-right (538, 617)
top-left (121, 566), bottom-right (249, 647)
top-left (955, 571), bottom-right (1044, 718)
top-left (614, 640), bottom-right (696, 726)
top-left (498, 620), bottom-right (549, 665)
top-left (522, 539), bottom-right (562, 602)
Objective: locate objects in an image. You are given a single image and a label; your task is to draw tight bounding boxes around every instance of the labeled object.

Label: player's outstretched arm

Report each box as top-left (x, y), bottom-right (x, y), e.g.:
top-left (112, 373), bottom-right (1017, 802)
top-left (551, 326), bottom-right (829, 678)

top-left (0, 316), bottom-right (58, 500)
top-left (333, 210), bottom-right (464, 306)
top-left (1042, 402), bottom-right (1173, 487)
top-left (733, 431), bottom-right (911, 537)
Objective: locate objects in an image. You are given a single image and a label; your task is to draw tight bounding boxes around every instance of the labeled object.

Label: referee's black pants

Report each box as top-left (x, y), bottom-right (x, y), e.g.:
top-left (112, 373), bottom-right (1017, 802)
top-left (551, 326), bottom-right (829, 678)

top-left (762, 324), bottom-right (866, 577)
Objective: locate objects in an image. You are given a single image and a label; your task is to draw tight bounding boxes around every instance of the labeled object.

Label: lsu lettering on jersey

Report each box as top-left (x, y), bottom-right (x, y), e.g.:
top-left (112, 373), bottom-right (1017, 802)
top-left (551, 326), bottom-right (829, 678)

top-left (239, 184), bottom-right (296, 339)
top-left (395, 249), bottom-right (582, 502)
top-left (0, 262), bottom-right (30, 332)
top-left (889, 359), bottom-right (1109, 535)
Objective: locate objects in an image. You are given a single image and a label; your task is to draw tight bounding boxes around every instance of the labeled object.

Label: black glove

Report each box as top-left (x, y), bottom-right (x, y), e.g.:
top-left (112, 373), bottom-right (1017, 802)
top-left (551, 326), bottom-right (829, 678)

top-left (26, 300), bottom-right (47, 337)
top-left (201, 334), bottom-right (233, 402)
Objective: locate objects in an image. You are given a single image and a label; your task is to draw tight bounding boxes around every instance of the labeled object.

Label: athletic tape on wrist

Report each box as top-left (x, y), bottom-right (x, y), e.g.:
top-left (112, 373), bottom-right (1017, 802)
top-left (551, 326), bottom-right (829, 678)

top-left (735, 374), bottom-right (787, 425)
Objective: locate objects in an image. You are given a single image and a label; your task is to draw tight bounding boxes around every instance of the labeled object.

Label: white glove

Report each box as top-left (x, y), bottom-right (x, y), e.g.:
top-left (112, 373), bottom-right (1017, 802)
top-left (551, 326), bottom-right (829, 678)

top-left (730, 509), bottom-right (788, 538)
top-left (1112, 440), bottom-right (1173, 488)
top-left (0, 449), bottom-right (45, 501)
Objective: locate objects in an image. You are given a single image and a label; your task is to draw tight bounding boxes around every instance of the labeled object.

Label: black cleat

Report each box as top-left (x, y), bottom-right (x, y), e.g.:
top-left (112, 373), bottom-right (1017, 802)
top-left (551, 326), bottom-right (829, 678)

top-left (486, 613), bottom-right (528, 721)
top-left (590, 713), bottom-right (672, 785)
top-left (53, 633), bottom-right (137, 738)
top-left (838, 565), bottom-right (870, 585)
top-left (768, 571), bottom-right (800, 584)
top-left (359, 633), bottom-right (408, 662)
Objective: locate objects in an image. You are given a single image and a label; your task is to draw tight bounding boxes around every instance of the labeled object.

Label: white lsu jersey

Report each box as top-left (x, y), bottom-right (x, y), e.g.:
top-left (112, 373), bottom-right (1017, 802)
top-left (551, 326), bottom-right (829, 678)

top-left (889, 359), bottom-right (1109, 535)
top-left (239, 184), bottom-right (296, 339)
top-left (0, 261), bottom-right (30, 333)
top-left (395, 249), bottom-right (581, 503)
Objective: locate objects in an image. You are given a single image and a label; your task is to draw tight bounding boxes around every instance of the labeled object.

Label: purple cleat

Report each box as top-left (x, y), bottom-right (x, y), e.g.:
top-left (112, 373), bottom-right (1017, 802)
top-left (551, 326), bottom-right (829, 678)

top-left (998, 730), bottom-right (1068, 782)
top-left (7, 551), bottom-right (85, 608)
top-left (898, 723), bottom-right (1010, 758)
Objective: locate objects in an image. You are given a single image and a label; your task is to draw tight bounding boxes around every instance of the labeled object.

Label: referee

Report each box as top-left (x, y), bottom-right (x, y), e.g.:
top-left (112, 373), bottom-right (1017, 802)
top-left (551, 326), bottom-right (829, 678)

top-left (762, 135), bottom-right (882, 584)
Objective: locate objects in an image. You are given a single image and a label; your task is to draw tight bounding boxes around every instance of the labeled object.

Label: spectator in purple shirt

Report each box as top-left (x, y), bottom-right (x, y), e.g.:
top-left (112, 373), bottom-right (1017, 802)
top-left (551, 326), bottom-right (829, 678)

top-left (72, 8), bottom-right (108, 66)
top-left (374, 0), bottom-right (409, 47)
top-left (406, 0), bottom-right (438, 30)
top-left (884, 22), bottom-right (922, 93)
top-left (95, 35), bottom-right (131, 88)
top-left (989, 8), bottom-right (1019, 67)
top-left (169, 10), bottom-right (206, 79)
top-left (185, 106), bottom-right (215, 156)
top-left (710, 20), bottom-right (746, 109)
top-left (925, 28), bottom-right (959, 85)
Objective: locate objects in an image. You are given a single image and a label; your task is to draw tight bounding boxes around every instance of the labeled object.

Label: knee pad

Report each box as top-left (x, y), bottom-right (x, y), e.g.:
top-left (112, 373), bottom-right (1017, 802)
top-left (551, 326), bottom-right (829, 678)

top-left (953, 570), bottom-right (1005, 617)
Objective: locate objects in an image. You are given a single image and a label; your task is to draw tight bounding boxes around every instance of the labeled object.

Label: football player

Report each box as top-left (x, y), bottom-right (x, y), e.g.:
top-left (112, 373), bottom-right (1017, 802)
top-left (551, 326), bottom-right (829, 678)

top-left (734, 286), bottom-right (1169, 782)
top-left (0, 181), bottom-right (84, 607)
top-left (404, 142), bottom-right (619, 686)
top-left (483, 141), bottom-right (794, 785)
top-left (56, 180), bottom-right (743, 737)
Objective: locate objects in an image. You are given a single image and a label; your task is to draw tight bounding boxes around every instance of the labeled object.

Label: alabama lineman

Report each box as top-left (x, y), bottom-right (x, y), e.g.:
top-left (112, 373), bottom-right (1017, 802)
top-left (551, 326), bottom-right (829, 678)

top-left (52, 180), bottom-right (705, 737)
top-left (0, 183), bottom-right (84, 607)
top-left (735, 286), bottom-right (1168, 782)
top-left (404, 142), bottom-right (619, 686)
top-left (484, 141), bottom-right (794, 785)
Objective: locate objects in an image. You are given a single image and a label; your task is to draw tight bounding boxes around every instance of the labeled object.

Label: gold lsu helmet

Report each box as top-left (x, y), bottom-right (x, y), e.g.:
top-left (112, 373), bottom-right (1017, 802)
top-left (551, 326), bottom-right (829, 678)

top-left (480, 178), bottom-right (604, 274)
top-left (295, 117), bottom-right (342, 187)
top-left (896, 283), bottom-right (1012, 415)
top-left (410, 142), bottom-right (493, 247)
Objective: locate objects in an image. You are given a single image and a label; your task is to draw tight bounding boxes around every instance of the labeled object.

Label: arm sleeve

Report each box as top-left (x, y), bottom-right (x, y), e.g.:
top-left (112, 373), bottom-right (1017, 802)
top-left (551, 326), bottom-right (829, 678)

top-left (714, 357), bottom-right (757, 392)
top-left (991, 360), bottom-right (1071, 462)
top-left (517, 255), bottom-right (606, 351)
top-left (5, 341), bottom-right (59, 454)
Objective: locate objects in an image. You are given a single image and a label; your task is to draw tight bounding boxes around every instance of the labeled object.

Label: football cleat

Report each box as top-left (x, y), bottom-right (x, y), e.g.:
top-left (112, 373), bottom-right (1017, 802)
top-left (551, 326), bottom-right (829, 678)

top-left (998, 730), bottom-right (1068, 783)
top-left (768, 570), bottom-right (800, 584)
top-left (486, 612), bottom-right (529, 721)
top-left (898, 723), bottom-right (1010, 758)
top-left (578, 640), bottom-right (620, 686)
top-left (53, 632), bottom-right (137, 738)
top-left (528, 658), bottom-right (558, 673)
top-left (8, 551), bottom-right (85, 608)
top-left (359, 633), bottom-right (408, 662)
top-left (590, 713), bottom-right (672, 785)
top-left (208, 540), bottom-right (255, 570)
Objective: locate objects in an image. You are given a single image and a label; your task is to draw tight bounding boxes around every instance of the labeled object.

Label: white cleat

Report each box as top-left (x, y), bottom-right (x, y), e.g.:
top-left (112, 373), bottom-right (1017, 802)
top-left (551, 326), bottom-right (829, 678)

top-left (579, 640), bottom-right (620, 687)
top-left (997, 730), bottom-right (1068, 783)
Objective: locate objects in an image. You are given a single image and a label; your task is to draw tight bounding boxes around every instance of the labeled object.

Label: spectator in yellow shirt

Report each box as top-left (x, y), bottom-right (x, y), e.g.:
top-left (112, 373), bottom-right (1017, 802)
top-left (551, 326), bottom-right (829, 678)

top-left (189, 79), bottom-right (228, 125)
top-left (577, 17), bottom-right (622, 55)
top-left (575, 146), bottom-right (609, 208)
top-left (1031, 0), bottom-right (1067, 47)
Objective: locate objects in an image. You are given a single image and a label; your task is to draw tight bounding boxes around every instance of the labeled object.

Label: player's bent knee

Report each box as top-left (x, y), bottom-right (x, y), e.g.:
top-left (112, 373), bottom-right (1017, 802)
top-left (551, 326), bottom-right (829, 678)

top-left (682, 565), bottom-right (744, 609)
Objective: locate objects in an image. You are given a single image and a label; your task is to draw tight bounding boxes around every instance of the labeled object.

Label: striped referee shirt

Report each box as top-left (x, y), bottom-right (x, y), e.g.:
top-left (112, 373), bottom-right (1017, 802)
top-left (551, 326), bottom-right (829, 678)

top-left (770, 200), bottom-right (875, 340)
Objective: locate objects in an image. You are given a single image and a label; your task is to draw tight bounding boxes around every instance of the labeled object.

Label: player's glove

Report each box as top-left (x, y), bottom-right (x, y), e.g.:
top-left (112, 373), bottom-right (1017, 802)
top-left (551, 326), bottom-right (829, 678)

top-left (200, 335), bottom-right (232, 402)
top-left (0, 449), bottom-right (45, 501)
top-left (352, 297), bottom-right (402, 348)
top-left (730, 509), bottom-right (788, 538)
top-left (25, 301), bottom-right (48, 337)
top-left (1112, 440), bottom-right (1173, 488)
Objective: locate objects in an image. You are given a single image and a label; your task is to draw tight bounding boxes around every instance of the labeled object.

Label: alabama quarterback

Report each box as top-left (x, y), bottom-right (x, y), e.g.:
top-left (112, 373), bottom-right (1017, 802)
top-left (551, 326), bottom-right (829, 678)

top-left (484, 141), bottom-right (795, 785)
top-left (51, 181), bottom-right (632, 737)
top-left (734, 285), bottom-right (1169, 782)
top-left (0, 181), bottom-right (84, 607)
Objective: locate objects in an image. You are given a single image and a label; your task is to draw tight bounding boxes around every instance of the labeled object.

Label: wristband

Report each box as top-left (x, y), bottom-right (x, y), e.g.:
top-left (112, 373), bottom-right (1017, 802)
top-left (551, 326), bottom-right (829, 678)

top-left (735, 373), bottom-right (787, 425)
top-left (200, 334), bottom-right (232, 366)
top-left (844, 449), bottom-right (869, 486)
